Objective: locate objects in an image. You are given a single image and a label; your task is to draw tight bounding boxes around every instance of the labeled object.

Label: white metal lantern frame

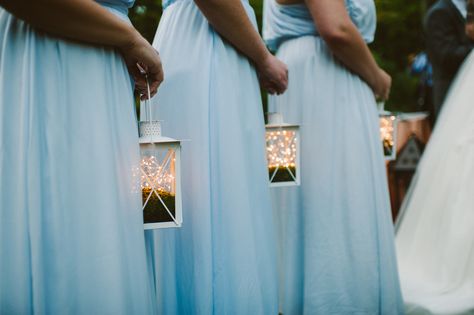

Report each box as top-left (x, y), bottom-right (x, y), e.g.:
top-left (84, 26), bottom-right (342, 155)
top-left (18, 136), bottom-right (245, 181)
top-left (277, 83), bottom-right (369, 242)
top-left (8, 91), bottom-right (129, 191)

top-left (139, 122), bottom-right (183, 229)
top-left (138, 77), bottom-right (183, 229)
top-left (265, 112), bottom-right (301, 187)
top-left (379, 111), bottom-right (399, 161)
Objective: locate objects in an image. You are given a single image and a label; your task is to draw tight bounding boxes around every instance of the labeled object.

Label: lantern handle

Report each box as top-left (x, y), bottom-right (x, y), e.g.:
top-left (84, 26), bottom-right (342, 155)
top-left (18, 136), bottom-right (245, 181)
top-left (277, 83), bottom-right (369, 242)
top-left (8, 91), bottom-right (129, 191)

top-left (277, 99), bottom-right (284, 132)
top-left (145, 74), bottom-right (153, 124)
top-left (137, 63), bottom-right (154, 125)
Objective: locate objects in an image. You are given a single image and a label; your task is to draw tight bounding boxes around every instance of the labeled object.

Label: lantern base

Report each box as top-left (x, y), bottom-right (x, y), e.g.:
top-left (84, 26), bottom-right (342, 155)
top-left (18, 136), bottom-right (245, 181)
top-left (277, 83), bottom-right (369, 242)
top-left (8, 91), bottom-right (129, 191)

top-left (142, 188), bottom-right (176, 223)
top-left (383, 139), bottom-right (395, 157)
top-left (269, 165), bottom-right (297, 183)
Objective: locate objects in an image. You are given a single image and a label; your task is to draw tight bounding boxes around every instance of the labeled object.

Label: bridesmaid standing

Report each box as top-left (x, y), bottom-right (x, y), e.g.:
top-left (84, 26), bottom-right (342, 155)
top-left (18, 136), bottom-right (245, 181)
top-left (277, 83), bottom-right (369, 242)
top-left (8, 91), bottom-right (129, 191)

top-left (145, 0), bottom-right (287, 314)
top-left (263, 0), bottom-right (404, 314)
top-left (0, 0), bottom-right (162, 313)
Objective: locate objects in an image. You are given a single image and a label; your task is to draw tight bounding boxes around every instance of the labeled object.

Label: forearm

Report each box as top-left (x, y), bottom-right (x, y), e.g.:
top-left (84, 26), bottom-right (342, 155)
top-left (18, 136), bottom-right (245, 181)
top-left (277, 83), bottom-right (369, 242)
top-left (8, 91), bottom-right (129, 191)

top-left (194, 0), bottom-right (269, 65)
top-left (306, 0), bottom-right (380, 88)
top-left (324, 25), bottom-right (380, 89)
top-left (0, 0), bottom-right (137, 49)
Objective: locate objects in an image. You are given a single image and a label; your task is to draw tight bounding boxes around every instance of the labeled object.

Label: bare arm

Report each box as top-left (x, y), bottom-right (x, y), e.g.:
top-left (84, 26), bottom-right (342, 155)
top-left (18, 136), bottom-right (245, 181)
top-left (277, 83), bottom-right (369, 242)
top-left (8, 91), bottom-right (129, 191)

top-left (194, 0), bottom-right (268, 65)
top-left (305, 0), bottom-right (390, 99)
top-left (194, 0), bottom-right (288, 94)
top-left (0, 0), bottom-right (163, 98)
top-left (0, 0), bottom-right (139, 48)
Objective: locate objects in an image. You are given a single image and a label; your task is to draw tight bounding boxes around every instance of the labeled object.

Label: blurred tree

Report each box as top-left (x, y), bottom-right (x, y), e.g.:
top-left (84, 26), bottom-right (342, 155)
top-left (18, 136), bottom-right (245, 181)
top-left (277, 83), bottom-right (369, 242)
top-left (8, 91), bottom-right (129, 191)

top-left (250, 0), bottom-right (264, 31)
top-left (129, 0), bottom-right (161, 42)
top-left (371, 0), bottom-right (433, 111)
top-left (370, 0), bottom-right (437, 111)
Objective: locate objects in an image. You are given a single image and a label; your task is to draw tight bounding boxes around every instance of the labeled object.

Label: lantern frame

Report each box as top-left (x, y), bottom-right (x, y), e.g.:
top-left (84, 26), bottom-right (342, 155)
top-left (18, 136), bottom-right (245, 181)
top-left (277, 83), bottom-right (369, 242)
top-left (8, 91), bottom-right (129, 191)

top-left (137, 72), bottom-right (183, 230)
top-left (138, 121), bottom-right (183, 230)
top-left (265, 113), bottom-right (301, 187)
top-left (379, 111), bottom-right (399, 161)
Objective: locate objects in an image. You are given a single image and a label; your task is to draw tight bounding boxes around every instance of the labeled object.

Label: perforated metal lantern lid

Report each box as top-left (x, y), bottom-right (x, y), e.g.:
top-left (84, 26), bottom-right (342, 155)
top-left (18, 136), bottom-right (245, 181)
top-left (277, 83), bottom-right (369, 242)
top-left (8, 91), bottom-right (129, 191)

top-left (139, 121), bottom-right (180, 144)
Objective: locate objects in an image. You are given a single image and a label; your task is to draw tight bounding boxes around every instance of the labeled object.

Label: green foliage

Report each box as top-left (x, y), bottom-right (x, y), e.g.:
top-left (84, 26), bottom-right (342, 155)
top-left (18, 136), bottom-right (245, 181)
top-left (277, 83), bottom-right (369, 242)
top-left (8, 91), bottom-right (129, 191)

top-left (373, 0), bottom-right (425, 69)
top-left (372, 0), bottom-right (431, 111)
top-left (129, 0), bottom-right (162, 42)
top-left (250, 0), bottom-right (264, 32)
top-left (130, 0), bottom-right (433, 112)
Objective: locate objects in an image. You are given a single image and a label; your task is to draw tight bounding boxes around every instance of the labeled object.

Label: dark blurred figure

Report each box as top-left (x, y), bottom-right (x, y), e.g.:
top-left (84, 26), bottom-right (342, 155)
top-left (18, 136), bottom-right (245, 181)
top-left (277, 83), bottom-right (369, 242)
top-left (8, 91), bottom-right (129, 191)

top-left (410, 52), bottom-right (435, 127)
top-left (425, 0), bottom-right (474, 121)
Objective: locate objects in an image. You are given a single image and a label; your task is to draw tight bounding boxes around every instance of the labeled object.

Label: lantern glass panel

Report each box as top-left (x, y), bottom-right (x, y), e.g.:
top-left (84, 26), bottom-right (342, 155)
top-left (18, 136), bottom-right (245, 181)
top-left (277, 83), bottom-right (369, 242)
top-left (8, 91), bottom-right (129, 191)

top-left (380, 114), bottom-right (398, 160)
top-left (266, 126), bottom-right (300, 186)
top-left (139, 142), bottom-right (180, 226)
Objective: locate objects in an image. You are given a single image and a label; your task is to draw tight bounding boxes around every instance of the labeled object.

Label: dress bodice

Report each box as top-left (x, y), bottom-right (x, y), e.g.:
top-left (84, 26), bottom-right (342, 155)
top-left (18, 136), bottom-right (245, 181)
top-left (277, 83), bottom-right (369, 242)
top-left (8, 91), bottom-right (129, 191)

top-left (95, 0), bottom-right (134, 16)
top-left (263, 0), bottom-right (376, 51)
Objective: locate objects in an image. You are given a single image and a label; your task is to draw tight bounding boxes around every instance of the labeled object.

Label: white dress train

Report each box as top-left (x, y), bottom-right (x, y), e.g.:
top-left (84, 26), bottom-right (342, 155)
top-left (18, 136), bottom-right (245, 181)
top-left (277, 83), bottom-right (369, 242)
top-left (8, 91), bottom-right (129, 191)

top-left (396, 51), bottom-right (474, 315)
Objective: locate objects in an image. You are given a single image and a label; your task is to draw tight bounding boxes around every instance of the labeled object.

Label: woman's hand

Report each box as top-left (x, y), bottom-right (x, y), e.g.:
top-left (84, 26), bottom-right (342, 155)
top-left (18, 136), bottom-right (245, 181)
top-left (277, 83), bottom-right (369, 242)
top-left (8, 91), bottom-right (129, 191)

top-left (256, 53), bottom-right (289, 95)
top-left (370, 68), bottom-right (391, 101)
top-left (194, 0), bottom-right (288, 95)
top-left (120, 32), bottom-right (164, 100)
top-left (466, 23), bottom-right (474, 40)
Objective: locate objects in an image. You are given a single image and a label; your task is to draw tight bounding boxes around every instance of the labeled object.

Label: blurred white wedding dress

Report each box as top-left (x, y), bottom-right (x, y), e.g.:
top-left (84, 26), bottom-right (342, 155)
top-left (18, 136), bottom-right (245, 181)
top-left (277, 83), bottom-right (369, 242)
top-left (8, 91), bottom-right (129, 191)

top-left (396, 51), bottom-right (474, 315)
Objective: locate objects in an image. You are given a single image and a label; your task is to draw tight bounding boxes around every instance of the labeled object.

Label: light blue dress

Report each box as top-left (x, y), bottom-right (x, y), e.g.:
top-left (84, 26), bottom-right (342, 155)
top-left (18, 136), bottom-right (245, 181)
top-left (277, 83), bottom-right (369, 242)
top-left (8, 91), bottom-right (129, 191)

top-left (263, 0), bottom-right (405, 314)
top-left (144, 0), bottom-right (279, 314)
top-left (0, 1), bottom-right (154, 314)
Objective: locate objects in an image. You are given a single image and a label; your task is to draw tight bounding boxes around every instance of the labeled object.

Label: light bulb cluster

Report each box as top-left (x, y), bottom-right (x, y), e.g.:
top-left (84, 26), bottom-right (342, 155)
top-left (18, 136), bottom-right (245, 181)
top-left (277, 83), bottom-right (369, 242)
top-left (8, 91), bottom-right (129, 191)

top-left (380, 115), bottom-right (396, 149)
top-left (140, 154), bottom-right (175, 194)
top-left (266, 129), bottom-right (297, 168)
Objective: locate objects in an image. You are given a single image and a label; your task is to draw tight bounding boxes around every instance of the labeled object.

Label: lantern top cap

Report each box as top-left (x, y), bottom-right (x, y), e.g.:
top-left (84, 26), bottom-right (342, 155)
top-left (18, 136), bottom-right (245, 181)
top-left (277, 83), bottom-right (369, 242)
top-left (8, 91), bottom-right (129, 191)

top-left (139, 120), bottom-right (181, 144)
top-left (139, 120), bottom-right (162, 137)
top-left (265, 123), bottom-right (299, 129)
top-left (267, 112), bottom-right (284, 124)
top-left (266, 112), bottom-right (299, 128)
top-left (139, 135), bottom-right (180, 144)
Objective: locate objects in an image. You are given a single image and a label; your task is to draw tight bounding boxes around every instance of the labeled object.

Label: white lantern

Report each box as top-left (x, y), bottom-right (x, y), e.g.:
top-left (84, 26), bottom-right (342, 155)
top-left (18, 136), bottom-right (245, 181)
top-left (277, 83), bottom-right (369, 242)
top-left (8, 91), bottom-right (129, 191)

top-left (138, 121), bottom-right (182, 229)
top-left (379, 112), bottom-right (399, 161)
top-left (136, 77), bottom-right (182, 229)
top-left (265, 113), bottom-right (300, 187)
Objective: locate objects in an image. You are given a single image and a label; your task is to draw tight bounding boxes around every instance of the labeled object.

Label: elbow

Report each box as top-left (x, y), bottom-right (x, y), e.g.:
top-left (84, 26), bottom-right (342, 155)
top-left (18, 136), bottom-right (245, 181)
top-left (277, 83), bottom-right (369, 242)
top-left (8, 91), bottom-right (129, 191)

top-left (319, 22), bottom-right (352, 48)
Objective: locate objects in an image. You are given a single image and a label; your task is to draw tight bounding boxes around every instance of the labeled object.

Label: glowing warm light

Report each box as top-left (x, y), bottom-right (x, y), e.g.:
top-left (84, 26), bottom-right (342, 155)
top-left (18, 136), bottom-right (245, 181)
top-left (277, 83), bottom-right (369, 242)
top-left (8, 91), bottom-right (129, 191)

top-left (380, 115), bottom-right (397, 158)
top-left (140, 154), bottom-right (176, 194)
top-left (265, 127), bottom-right (299, 184)
top-left (266, 130), bottom-right (297, 168)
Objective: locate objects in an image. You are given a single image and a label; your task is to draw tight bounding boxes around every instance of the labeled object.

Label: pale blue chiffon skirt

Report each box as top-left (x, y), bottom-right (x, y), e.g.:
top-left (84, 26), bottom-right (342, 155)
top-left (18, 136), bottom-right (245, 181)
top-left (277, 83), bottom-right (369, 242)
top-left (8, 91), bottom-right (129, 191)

top-left (144, 1), bottom-right (279, 314)
top-left (0, 9), bottom-right (154, 314)
top-left (268, 36), bottom-right (404, 315)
